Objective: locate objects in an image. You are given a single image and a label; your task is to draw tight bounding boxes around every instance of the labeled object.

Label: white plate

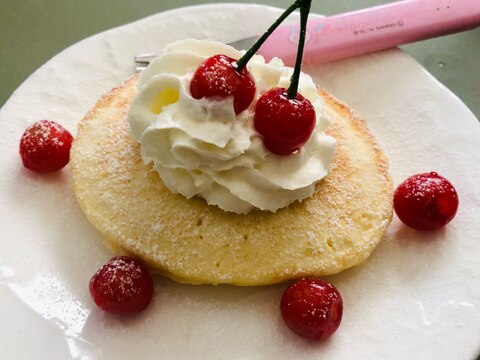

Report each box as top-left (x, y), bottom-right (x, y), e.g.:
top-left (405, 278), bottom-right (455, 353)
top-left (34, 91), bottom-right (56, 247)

top-left (1, 4), bottom-right (479, 360)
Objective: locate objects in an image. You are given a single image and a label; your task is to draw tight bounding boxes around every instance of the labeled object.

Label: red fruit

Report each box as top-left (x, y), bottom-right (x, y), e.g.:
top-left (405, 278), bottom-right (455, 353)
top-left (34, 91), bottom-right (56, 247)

top-left (280, 278), bottom-right (343, 340)
top-left (89, 256), bottom-right (154, 315)
top-left (394, 172), bottom-right (459, 231)
top-left (19, 120), bottom-right (73, 173)
top-left (254, 87), bottom-right (315, 155)
top-left (190, 54), bottom-right (256, 114)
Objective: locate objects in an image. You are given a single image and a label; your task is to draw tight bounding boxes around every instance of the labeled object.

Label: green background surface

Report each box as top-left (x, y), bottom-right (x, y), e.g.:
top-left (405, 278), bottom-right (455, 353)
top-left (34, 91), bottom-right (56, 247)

top-left (1, 0), bottom-right (479, 119)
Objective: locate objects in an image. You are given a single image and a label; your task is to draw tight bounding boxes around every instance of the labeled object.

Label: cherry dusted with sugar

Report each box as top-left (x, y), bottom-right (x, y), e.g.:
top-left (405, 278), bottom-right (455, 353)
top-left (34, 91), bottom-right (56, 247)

top-left (394, 172), bottom-right (459, 231)
top-left (89, 256), bottom-right (154, 315)
top-left (280, 278), bottom-right (343, 340)
top-left (254, 87), bottom-right (316, 155)
top-left (19, 120), bottom-right (73, 173)
top-left (190, 54), bottom-right (256, 114)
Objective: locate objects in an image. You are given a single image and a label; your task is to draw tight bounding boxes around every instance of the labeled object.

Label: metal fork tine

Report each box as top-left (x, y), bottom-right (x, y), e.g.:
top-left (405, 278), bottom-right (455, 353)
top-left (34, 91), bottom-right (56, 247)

top-left (226, 35), bottom-right (259, 51)
top-left (135, 53), bottom-right (158, 64)
top-left (133, 35), bottom-right (259, 68)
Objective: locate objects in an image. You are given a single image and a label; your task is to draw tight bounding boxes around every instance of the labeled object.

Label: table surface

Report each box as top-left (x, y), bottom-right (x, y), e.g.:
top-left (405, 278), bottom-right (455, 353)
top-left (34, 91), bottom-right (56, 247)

top-left (1, 0), bottom-right (479, 118)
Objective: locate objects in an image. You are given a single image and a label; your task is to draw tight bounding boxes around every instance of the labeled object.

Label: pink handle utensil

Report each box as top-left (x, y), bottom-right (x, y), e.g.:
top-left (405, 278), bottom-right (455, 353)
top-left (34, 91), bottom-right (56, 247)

top-left (258, 0), bottom-right (480, 65)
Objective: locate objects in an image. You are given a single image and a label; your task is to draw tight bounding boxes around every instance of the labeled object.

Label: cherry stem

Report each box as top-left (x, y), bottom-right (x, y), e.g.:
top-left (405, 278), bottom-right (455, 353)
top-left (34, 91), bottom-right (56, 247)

top-left (235, 0), bottom-right (307, 71)
top-left (287, 0), bottom-right (312, 99)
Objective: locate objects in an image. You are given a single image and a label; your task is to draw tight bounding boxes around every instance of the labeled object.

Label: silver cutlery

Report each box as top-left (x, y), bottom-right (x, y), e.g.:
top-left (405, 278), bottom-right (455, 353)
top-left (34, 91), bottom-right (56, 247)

top-left (134, 36), bottom-right (258, 72)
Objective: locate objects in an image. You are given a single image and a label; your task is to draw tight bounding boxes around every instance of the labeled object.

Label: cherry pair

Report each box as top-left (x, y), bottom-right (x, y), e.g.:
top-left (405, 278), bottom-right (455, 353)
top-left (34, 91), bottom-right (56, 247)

top-left (190, 0), bottom-right (315, 155)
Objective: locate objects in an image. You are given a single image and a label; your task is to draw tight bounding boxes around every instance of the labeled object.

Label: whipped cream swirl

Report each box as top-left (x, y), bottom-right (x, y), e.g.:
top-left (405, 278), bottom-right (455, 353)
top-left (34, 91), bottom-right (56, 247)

top-left (128, 39), bottom-right (336, 214)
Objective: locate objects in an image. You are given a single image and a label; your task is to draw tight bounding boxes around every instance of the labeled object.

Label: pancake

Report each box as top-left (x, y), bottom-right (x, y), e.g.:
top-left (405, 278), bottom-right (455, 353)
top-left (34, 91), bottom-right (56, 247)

top-left (71, 75), bottom-right (393, 286)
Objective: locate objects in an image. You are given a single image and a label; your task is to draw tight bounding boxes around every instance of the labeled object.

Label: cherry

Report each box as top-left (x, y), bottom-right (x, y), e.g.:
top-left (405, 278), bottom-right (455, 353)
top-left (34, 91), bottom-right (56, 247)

top-left (19, 120), bottom-right (73, 173)
top-left (190, 54), bottom-right (256, 114)
top-left (280, 278), bottom-right (343, 340)
top-left (249, 0), bottom-right (314, 155)
top-left (394, 172), bottom-right (459, 231)
top-left (254, 87), bottom-right (315, 155)
top-left (89, 256), bottom-right (154, 315)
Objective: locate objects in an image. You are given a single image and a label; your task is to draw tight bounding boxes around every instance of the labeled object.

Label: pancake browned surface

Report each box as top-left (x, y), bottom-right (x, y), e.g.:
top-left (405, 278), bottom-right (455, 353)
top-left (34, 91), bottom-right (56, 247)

top-left (71, 75), bottom-right (393, 286)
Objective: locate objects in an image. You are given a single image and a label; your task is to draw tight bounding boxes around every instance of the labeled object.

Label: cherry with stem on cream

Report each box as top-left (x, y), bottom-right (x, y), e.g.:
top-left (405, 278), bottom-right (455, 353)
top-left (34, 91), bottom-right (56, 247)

top-left (254, 0), bottom-right (316, 155)
top-left (190, 54), bottom-right (255, 114)
top-left (190, 0), bottom-right (313, 117)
